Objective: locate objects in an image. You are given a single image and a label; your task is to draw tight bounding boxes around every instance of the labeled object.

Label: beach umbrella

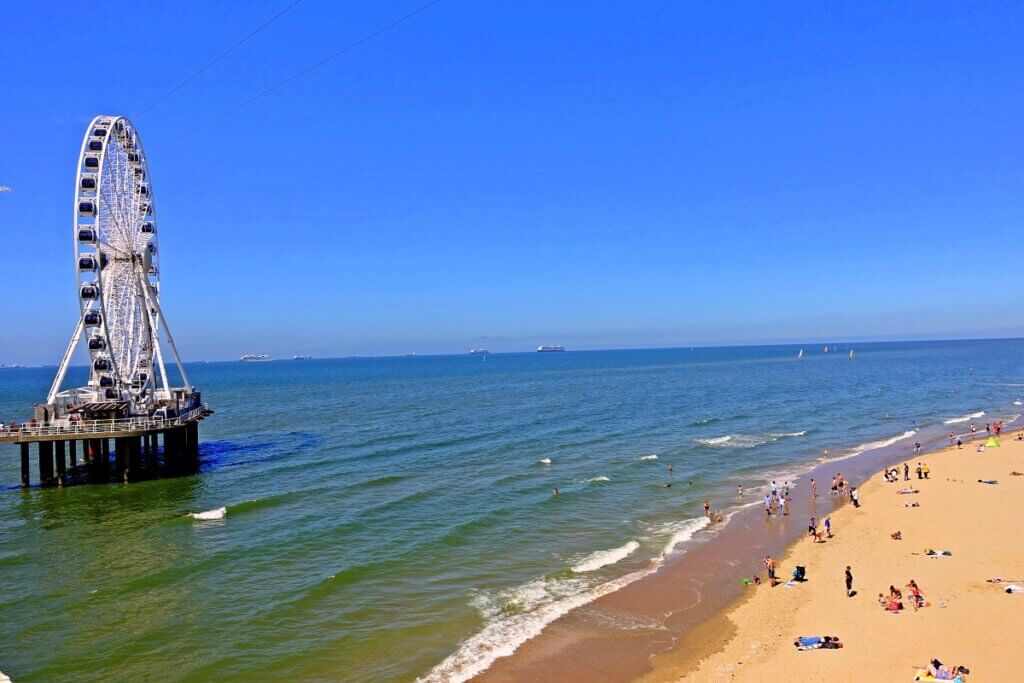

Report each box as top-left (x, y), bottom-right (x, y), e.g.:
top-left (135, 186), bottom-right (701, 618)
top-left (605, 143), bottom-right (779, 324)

top-left (986, 437), bottom-right (1001, 448)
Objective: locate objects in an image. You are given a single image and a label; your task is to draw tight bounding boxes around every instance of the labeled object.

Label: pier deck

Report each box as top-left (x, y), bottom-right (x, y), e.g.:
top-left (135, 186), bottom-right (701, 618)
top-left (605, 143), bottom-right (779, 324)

top-left (1, 405), bottom-right (214, 487)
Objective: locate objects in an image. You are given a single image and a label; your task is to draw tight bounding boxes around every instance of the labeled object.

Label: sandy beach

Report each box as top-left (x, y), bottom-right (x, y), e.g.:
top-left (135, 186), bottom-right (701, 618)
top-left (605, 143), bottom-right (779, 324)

top-left (643, 430), bottom-right (1024, 682)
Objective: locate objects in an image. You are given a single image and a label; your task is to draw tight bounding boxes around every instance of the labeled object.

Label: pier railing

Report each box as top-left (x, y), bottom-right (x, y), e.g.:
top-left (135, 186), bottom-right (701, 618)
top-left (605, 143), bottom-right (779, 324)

top-left (2, 405), bottom-right (210, 438)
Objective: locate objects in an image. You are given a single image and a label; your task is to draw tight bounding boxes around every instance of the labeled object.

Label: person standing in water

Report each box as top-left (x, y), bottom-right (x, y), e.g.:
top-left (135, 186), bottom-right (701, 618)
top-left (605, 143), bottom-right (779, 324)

top-left (703, 499), bottom-right (711, 516)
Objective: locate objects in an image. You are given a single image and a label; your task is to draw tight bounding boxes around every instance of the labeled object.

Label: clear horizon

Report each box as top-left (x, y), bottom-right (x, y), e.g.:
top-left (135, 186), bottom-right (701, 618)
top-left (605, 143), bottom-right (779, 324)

top-left (3, 1), bottom-right (1022, 365)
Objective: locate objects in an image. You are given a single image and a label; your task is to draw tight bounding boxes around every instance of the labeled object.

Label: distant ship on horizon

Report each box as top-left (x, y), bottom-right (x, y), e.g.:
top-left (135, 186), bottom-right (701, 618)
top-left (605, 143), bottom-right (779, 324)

top-left (239, 354), bottom-right (272, 362)
top-left (0, 363), bottom-right (26, 369)
top-left (293, 355), bottom-right (313, 360)
top-left (469, 348), bottom-right (490, 355)
top-left (537, 345), bottom-right (565, 352)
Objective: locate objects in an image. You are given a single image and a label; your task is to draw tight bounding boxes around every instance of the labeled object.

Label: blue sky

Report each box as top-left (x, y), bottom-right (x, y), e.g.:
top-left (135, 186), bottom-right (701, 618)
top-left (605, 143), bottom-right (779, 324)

top-left (1, 1), bottom-right (1022, 363)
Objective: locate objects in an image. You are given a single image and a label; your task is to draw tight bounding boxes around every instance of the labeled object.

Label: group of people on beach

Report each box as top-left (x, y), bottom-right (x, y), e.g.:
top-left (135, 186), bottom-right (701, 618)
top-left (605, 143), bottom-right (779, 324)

top-left (879, 579), bottom-right (927, 613)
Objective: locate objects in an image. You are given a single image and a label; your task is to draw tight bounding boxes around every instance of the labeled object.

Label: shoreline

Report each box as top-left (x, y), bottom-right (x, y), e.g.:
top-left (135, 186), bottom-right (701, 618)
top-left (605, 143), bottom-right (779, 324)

top-left (468, 414), bottom-right (1021, 682)
top-left (647, 426), bottom-right (1024, 681)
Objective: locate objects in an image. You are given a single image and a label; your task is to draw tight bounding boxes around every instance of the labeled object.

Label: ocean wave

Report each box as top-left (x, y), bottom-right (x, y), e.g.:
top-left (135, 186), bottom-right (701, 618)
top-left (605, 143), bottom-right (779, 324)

top-left (189, 507), bottom-right (226, 521)
top-left (695, 431), bottom-right (806, 449)
top-left (538, 458), bottom-right (551, 465)
top-left (587, 476), bottom-right (610, 483)
top-left (422, 516), bottom-right (711, 682)
top-left (1014, 400), bottom-right (1022, 406)
top-left (571, 540), bottom-right (639, 573)
top-left (639, 454), bottom-right (658, 461)
top-left (688, 417), bottom-right (720, 426)
top-left (943, 411), bottom-right (985, 425)
top-left (660, 516), bottom-right (712, 556)
top-left (421, 568), bottom-right (653, 683)
top-left (826, 430), bottom-right (917, 462)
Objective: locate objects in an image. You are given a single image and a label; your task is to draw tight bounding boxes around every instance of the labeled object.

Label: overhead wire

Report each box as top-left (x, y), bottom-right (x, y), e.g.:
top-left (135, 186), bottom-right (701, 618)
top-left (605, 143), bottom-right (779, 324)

top-left (159, 0), bottom-right (444, 148)
top-left (133, 0), bottom-right (305, 120)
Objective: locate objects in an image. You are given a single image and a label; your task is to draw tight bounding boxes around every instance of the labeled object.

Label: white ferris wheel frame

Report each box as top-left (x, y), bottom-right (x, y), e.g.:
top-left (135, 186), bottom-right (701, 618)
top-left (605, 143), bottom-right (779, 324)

top-left (47, 115), bottom-right (191, 412)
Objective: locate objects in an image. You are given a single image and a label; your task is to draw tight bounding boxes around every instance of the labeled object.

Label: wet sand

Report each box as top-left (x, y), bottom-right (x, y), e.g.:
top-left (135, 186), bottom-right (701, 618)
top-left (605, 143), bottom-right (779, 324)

top-left (648, 429), bottom-right (1024, 681)
top-left (476, 429), bottom-right (950, 682)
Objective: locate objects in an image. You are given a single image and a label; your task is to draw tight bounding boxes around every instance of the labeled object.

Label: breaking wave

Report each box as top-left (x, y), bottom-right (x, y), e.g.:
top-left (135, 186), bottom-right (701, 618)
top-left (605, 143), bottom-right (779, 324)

top-left (695, 431), bottom-right (806, 448)
top-left (189, 507), bottom-right (226, 521)
top-left (571, 540), bottom-right (639, 573)
top-left (943, 411), bottom-right (985, 425)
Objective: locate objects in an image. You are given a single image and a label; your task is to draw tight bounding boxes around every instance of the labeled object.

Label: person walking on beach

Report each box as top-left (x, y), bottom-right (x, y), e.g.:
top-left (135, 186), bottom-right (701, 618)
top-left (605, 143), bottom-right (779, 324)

top-left (824, 516), bottom-right (832, 537)
top-left (904, 462), bottom-right (910, 481)
top-left (764, 555), bottom-right (777, 586)
top-left (763, 494), bottom-right (772, 518)
top-left (970, 424), bottom-right (977, 440)
top-left (957, 436), bottom-right (962, 449)
top-left (922, 463), bottom-right (930, 479)
top-left (985, 423), bottom-right (991, 436)
top-left (737, 484), bottom-right (743, 497)
top-left (949, 431), bottom-right (956, 445)
top-left (845, 566), bottom-right (854, 597)
top-left (851, 487), bottom-right (860, 508)
top-left (810, 478), bottom-right (817, 498)
top-left (914, 441), bottom-right (922, 456)
top-left (916, 463), bottom-right (923, 479)
top-left (780, 494), bottom-right (789, 516)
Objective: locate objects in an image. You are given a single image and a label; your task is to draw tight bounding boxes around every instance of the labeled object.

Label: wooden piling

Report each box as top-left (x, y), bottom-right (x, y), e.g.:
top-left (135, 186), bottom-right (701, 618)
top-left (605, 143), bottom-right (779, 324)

top-left (39, 441), bottom-right (54, 487)
top-left (20, 443), bottom-right (30, 488)
top-left (55, 441), bottom-right (66, 486)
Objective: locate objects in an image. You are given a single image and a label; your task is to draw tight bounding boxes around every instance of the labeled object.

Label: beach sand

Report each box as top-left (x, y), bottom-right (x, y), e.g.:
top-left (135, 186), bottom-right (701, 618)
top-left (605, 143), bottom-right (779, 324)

top-left (642, 432), bottom-right (1024, 681)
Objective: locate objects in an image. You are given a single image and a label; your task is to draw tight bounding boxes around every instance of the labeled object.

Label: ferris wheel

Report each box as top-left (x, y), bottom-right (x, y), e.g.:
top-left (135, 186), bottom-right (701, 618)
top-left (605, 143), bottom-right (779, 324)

top-left (48, 116), bottom-right (191, 414)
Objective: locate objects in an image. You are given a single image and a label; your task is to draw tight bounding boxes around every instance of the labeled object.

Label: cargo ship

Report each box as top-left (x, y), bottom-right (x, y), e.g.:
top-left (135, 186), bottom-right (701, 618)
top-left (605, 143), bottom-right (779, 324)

top-left (469, 348), bottom-right (490, 355)
top-left (536, 345), bottom-right (565, 352)
top-left (239, 354), bottom-right (272, 362)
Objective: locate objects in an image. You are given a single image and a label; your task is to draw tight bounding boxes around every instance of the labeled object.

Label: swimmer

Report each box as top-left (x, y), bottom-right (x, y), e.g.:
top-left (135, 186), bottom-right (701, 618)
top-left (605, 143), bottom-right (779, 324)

top-left (553, 487), bottom-right (559, 495)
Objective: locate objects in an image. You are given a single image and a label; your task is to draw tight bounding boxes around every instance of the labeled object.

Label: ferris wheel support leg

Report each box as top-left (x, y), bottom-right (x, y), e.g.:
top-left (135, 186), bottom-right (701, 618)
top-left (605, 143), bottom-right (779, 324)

top-left (47, 317), bottom-right (85, 404)
top-left (136, 267), bottom-right (171, 397)
top-left (141, 279), bottom-right (191, 391)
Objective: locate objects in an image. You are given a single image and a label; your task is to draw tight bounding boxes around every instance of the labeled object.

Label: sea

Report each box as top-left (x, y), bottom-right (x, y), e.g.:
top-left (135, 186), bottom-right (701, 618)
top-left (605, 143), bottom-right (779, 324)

top-left (1, 340), bottom-right (1022, 681)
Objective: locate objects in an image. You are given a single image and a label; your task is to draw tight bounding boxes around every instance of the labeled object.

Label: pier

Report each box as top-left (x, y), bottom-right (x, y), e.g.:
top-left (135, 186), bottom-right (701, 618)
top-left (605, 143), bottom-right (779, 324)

top-left (3, 115), bottom-right (214, 487)
top-left (2, 402), bottom-right (213, 487)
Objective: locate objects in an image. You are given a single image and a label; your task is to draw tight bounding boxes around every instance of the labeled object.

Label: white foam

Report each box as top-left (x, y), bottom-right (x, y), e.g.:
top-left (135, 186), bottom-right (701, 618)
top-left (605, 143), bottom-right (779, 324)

top-left (943, 411), bottom-right (985, 425)
top-left (661, 516), bottom-right (712, 556)
top-left (826, 430), bottom-right (916, 463)
top-left (695, 431), bottom-right (806, 448)
top-left (587, 475), bottom-right (610, 483)
top-left (572, 540), bottom-right (639, 572)
top-left (189, 507), bottom-right (226, 521)
top-left (639, 454), bottom-right (658, 461)
top-left (538, 458), bottom-right (551, 465)
top-left (423, 569), bottom-right (655, 683)
top-left (422, 516), bottom-right (712, 682)
top-left (1014, 400), bottom-right (1022, 406)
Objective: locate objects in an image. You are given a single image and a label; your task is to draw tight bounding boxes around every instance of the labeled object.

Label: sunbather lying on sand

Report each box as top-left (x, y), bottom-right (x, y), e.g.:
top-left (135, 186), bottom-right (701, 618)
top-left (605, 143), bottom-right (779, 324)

top-left (912, 659), bottom-right (969, 680)
top-left (904, 502), bottom-right (920, 507)
top-left (899, 488), bottom-right (920, 494)
top-left (793, 635), bottom-right (842, 650)
top-left (891, 530), bottom-right (902, 540)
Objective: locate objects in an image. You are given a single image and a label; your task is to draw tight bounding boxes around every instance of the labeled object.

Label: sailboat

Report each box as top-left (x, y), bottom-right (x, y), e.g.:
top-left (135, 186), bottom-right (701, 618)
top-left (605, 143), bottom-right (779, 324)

top-left (823, 345), bottom-right (829, 353)
top-left (849, 349), bottom-right (855, 360)
top-left (797, 349), bottom-right (804, 359)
